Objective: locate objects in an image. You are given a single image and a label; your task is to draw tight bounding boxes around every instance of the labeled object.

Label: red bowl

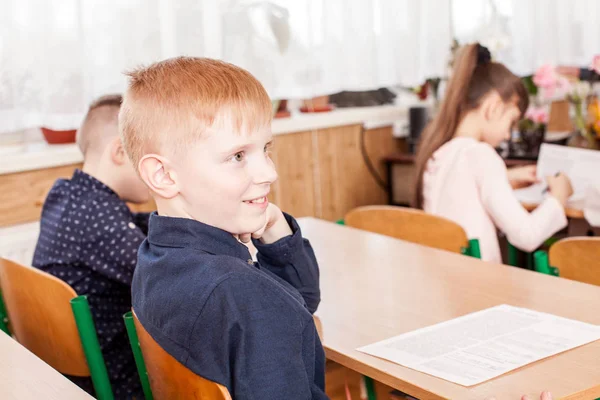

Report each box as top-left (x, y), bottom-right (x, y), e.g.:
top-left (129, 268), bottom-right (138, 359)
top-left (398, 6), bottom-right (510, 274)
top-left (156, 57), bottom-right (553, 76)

top-left (299, 104), bottom-right (335, 113)
top-left (41, 127), bottom-right (77, 144)
top-left (274, 110), bottom-right (291, 119)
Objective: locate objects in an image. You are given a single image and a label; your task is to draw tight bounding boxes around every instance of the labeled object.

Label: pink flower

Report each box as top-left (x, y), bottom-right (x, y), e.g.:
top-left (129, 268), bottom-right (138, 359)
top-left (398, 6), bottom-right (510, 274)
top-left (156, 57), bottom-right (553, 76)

top-left (533, 64), bottom-right (571, 99)
top-left (533, 64), bottom-right (558, 88)
top-left (591, 55), bottom-right (600, 75)
top-left (555, 75), bottom-right (572, 96)
top-left (525, 106), bottom-right (548, 124)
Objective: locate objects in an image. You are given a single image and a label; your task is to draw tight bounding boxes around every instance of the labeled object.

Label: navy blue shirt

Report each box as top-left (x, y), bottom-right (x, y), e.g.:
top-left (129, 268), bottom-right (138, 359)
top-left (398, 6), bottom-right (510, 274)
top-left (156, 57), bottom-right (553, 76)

top-left (132, 212), bottom-right (327, 400)
top-left (33, 169), bottom-right (144, 398)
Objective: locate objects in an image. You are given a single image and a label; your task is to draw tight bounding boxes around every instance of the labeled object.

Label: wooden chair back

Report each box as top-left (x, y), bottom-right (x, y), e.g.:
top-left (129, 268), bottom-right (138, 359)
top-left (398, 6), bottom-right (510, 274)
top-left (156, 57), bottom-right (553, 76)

top-left (344, 206), bottom-right (469, 253)
top-left (0, 258), bottom-right (89, 376)
top-left (132, 312), bottom-right (232, 400)
top-left (550, 237), bottom-right (600, 286)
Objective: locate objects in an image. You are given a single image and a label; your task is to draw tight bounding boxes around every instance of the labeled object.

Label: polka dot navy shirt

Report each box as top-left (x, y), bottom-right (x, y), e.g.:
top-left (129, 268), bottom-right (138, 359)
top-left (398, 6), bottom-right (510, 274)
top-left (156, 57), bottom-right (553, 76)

top-left (33, 169), bottom-right (146, 398)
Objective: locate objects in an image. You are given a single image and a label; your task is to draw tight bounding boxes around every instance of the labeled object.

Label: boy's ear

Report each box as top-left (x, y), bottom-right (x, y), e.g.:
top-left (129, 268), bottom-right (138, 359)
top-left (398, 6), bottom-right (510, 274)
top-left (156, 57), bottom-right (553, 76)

top-left (138, 154), bottom-right (179, 199)
top-left (109, 137), bottom-right (127, 166)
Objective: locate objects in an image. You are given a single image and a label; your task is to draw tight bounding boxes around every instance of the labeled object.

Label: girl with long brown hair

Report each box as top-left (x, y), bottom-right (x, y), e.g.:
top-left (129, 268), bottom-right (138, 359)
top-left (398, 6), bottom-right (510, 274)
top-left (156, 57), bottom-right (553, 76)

top-left (413, 43), bottom-right (573, 262)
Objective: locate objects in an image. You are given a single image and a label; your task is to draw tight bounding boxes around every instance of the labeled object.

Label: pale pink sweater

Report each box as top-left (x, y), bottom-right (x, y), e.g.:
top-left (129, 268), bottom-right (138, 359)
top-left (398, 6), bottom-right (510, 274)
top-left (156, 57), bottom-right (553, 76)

top-left (423, 137), bottom-right (567, 263)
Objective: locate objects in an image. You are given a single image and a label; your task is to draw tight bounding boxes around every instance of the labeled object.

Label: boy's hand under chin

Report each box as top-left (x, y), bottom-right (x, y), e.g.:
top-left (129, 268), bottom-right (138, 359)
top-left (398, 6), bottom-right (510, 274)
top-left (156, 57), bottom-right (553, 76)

top-left (238, 203), bottom-right (293, 245)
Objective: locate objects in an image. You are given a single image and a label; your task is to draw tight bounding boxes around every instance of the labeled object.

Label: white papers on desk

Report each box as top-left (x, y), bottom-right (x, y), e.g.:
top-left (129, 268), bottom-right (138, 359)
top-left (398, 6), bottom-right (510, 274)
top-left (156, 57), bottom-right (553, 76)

top-left (513, 183), bottom-right (550, 204)
top-left (514, 144), bottom-right (600, 206)
top-left (357, 305), bottom-right (600, 387)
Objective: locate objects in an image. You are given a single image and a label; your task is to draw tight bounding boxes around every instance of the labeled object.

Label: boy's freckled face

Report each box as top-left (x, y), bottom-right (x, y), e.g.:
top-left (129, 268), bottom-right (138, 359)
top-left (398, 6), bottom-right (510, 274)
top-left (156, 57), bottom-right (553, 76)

top-left (173, 117), bottom-right (277, 235)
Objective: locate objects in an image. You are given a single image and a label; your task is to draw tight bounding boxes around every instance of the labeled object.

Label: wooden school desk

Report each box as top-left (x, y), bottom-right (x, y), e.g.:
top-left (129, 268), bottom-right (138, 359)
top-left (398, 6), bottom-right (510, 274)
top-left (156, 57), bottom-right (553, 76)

top-left (0, 331), bottom-right (93, 400)
top-left (299, 218), bottom-right (600, 400)
top-left (522, 202), bottom-right (584, 219)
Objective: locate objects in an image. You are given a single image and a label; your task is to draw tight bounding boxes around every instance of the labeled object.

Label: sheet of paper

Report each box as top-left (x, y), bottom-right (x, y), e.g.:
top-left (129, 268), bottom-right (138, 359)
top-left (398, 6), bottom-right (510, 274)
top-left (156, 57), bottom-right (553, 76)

top-left (357, 304), bottom-right (600, 387)
top-left (513, 182), bottom-right (547, 204)
top-left (514, 144), bottom-right (600, 205)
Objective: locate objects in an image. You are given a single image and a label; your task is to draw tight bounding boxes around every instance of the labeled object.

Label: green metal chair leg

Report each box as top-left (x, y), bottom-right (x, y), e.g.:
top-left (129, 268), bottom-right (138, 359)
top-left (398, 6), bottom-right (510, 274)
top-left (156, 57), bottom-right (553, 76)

top-left (508, 242), bottom-right (539, 270)
top-left (124, 312), bottom-right (153, 400)
top-left (508, 242), bottom-right (519, 267)
top-left (533, 250), bottom-right (559, 276)
top-left (461, 239), bottom-right (481, 259)
top-left (468, 239), bottom-right (481, 259)
top-left (526, 251), bottom-right (535, 270)
top-left (71, 296), bottom-right (114, 400)
top-left (534, 250), bottom-right (551, 274)
top-left (0, 289), bottom-right (10, 335)
top-left (363, 375), bottom-right (377, 400)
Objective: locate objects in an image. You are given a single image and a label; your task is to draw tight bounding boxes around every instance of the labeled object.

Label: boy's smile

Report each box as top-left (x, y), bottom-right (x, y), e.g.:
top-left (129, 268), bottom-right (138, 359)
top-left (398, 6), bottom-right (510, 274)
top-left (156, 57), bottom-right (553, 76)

top-left (242, 195), bottom-right (270, 209)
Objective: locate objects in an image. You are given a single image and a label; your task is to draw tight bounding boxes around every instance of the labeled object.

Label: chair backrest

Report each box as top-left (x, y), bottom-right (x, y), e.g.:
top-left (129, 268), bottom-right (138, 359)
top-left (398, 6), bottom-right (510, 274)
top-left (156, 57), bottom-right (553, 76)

top-left (0, 258), bottom-right (89, 376)
top-left (132, 311), bottom-right (232, 400)
top-left (344, 205), bottom-right (468, 253)
top-left (549, 237), bottom-right (600, 286)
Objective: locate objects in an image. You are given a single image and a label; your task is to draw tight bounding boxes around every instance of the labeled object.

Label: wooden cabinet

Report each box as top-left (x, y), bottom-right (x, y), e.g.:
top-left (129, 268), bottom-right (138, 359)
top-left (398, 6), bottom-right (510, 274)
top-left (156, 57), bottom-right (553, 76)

top-left (268, 130), bottom-right (319, 218)
top-left (0, 164), bottom-right (156, 227)
top-left (270, 124), bottom-right (400, 221)
top-left (0, 165), bottom-right (81, 227)
top-left (0, 124), bottom-right (400, 227)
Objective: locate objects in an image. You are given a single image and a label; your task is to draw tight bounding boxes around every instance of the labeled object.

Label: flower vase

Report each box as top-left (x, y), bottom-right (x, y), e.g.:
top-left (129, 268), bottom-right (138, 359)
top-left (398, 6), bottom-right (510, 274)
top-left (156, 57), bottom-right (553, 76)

top-left (568, 130), bottom-right (597, 149)
top-left (567, 100), bottom-right (598, 149)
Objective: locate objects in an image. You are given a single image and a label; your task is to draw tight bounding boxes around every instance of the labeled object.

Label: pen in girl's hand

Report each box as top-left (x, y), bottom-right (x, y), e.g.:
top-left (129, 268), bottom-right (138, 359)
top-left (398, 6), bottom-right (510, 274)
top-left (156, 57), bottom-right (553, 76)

top-left (542, 172), bottom-right (562, 194)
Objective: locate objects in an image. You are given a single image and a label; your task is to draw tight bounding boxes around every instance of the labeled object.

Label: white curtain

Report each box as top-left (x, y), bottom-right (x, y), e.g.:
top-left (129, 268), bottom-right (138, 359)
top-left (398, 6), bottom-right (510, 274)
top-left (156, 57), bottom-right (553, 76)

top-left (224, 0), bottom-right (452, 99)
top-left (506, 0), bottom-right (600, 76)
top-left (1, 0), bottom-right (211, 132)
top-left (452, 0), bottom-right (600, 76)
top-left (0, 0), bottom-right (451, 132)
top-left (3, 0), bottom-right (599, 133)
